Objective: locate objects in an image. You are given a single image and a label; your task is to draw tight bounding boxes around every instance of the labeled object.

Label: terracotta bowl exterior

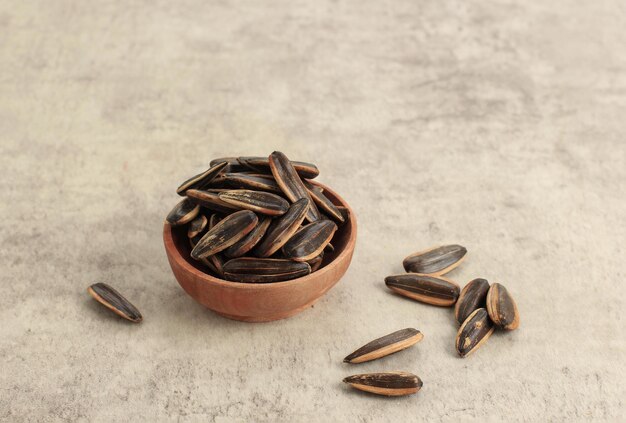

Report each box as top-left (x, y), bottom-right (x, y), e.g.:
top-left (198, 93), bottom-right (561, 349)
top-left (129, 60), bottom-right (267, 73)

top-left (163, 182), bottom-right (357, 322)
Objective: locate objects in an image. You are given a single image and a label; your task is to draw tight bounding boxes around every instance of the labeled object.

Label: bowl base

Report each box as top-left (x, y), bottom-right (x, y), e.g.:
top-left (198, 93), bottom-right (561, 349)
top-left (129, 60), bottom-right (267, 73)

top-left (212, 298), bottom-right (320, 322)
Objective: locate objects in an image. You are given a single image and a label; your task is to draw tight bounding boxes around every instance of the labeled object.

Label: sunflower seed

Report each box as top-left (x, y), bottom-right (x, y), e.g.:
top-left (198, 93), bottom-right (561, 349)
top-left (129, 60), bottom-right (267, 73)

top-left (384, 274), bottom-right (460, 306)
top-left (187, 215), bottom-right (208, 239)
top-left (402, 244), bottom-right (467, 275)
top-left (305, 183), bottom-right (344, 223)
top-left (208, 213), bottom-right (221, 229)
top-left (186, 189), bottom-right (241, 214)
top-left (282, 220), bottom-right (337, 262)
top-left (210, 157), bottom-right (249, 173)
top-left (199, 256), bottom-right (220, 275)
top-left (486, 283), bottom-right (519, 330)
top-left (224, 216), bottom-right (272, 258)
top-left (176, 161), bottom-right (227, 196)
top-left (324, 242), bottom-right (335, 253)
top-left (87, 283), bottom-right (142, 323)
top-left (190, 210), bottom-right (258, 259)
top-left (218, 190), bottom-right (289, 216)
top-left (455, 278), bottom-right (490, 325)
top-left (253, 198), bottom-right (310, 258)
top-left (207, 253), bottom-right (225, 277)
top-left (307, 253), bottom-right (324, 272)
top-left (343, 372), bottom-right (422, 397)
top-left (456, 308), bottom-right (494, 357)
top-left (220, 173), bottom-right (282, 193)
top-left (343, 328), bottom-right (423, 364)
top-left (223, 257), bottom-right (311, 283)
top-left (239, 156), bottom-right (320, 179)
top-left (269, 151), bottom-right (321, 222)
top-left (337, 206), bottom-right (350, 224)
top-left (166, 198), bottom-right (200, 226)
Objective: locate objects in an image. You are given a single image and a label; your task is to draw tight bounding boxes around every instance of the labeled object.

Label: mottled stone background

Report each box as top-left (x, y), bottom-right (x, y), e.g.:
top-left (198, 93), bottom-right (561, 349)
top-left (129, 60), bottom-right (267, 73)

top-left (1, 1), bottom-right (624, 421)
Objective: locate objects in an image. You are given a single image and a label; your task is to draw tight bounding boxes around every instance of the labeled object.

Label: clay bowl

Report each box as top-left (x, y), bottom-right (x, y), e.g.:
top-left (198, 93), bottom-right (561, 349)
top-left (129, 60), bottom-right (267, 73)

top-left (163, 182), bottom-right (357, 322)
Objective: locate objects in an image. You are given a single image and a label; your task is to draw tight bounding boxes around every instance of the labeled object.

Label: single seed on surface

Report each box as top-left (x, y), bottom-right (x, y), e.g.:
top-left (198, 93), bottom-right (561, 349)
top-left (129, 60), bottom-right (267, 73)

top-left (343, 328), bottom-right (423, 364)
top-left (343, 372), bottom-right (422, 396)
top-left (402, 244), bottom-right (467, 275)
top-left (455, 308), bottom-right (494, 358)
top-left (454, 278), bottom-right (490, 324)
top-left (87, 283), bottom-right (142, 323)
top-left (486, 283), bottom-right (520, 330)
top-left (384, 273), bottom-right (460, 306)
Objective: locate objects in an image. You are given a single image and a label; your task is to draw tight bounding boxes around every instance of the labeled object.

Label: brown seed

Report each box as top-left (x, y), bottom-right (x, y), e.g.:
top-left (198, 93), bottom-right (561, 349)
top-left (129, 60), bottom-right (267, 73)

top-left (199, 256), bottom-right (220, 275)
top-left (191, 210), bottom-right (258, 259)
top-left (87, 283), bottom-right (142, 323)
top-left (224, 216), bottom-right (272, 258)
top-left (343, 372), bottom-right (422, 397)
top-left (384, 274), bottom-right (460, 307)
top-left (208, 213), bottom-right (221, 230)
top-left (209, 157), bottom-right (249, 173)
top-left (220, 173), bottom-right (282, 194)
top-left (282, 220), bottom-right (337, 262)
top-left (455, 278), bottom-right (490, 324)
top-left (456, 308), bottom-right (494, 357)
top-left (268, 151), bottom-right (321, 222)
top-left (324, 242), bottom-right (335, 253)
top-left (343, 328), bottom-right (423, 364)
top-left (307, 253), bottom-right (324, 272)
top-left (186, 189), bottom-right (241, 214)
top-left (336, 206), bottom-right (350, 224)
top-left (305, 182), bottom-right (344, 223)
top-left (253, 198), bottom-right (310, 258)
top-left (239, 156), bottom-right (320, 179)
top-left (223, 257), bottom-right (311, 283)
top-left (166, 198), bottom-right (200, 227)
top-left (187, 215), bottom-right (208, 239)
top-left (176, 161), bottom-right (227, 196)
top-left (218, 190), bottom-right (289, 216)
top-left (207, 253), bottom-right (225, 277)
top-left (403, 244), bottom-right (467, 275)
top-left (486, 283), bottom-right (520, 330)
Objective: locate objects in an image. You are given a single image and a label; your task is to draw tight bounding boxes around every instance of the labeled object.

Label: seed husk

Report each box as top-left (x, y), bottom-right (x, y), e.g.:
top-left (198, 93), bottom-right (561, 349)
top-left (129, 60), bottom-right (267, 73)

top-left (209, 157), bottom-right (249, 173)
top-left (343, 372), bottom-right (422, 397)
top-left (486, 283), bottom-right (520, 330)
top-left (223, 257), bottom-right (311, 283)
top-left (220, 173), bottom-right (282, 194)
top-left (282, 220), bottom-right (337, 262)
top-left (191, 210), bottom-right (258, 259)
top-left (305, 183), bottom-right (344, 223)
top-left (239, 156), bottom-right (320, 179)
top-left (176, 161), bottom-right (227, 196)
top-left (307, 253), bottom-right (324, 272)
top-left (166, 198), bottom-right (200, 227)
top-left (87, 283), bottom-right (142, 323)
top-left (186, 189), bottom-right (241, 214)
top-left (456, 308), bottom-right (494, 357)
top-left (455, 278), bottom-right (490, 325)
top-left (218, 190), bottom-right (289, 216)
top-left (402, 244), bottom-right (467, 275)
top-left (384, 274), bottom-right (460, 306)
top-left (268, 151), bottom-right (321, 222)
top-left (343, 328), bottom-right (423, 364)
top-left (253, 198), bottom-right (310, 258)
top-left (224, 216), bottom-right (272, 258)
top-left (187, 215), bottom-right (208, 239)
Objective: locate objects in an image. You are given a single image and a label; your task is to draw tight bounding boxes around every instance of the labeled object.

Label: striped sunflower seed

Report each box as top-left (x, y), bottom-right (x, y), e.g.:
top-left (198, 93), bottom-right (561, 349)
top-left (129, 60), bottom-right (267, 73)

top-left (456, 308), bottom-right (494, 358)
top-left (343, 328), bottom-right (423, 364)
top-left (239, 156), bottom-right (320, 179)
top-left (486, 283), bottom-right (519, 330)
top-left (253, 198), bottom-right (310, 258)
top-left (307, 253), bottom-right (324, 272)
top-left (455, 278), bottom-right (490, 325)
top-left (269, 151), bottom-right (321, 222)
top-left (190, 210), bottom-right (258, 259)
top-left (384, 274), bottom-right (460, 307)
top-left (87, 283), bottom-right (142, 323)
top-left (222, 257), bottom-right (311, 283)
top-left (166, 198), bottom-right (200, 227)
top-left (220, 173), bottom-right (282, 194)
top-left (187, 214), bottom-right (208, 239)
top-left (343, 372), bottom-right (422, 397)
top-left (402, 244), bottom-right (467, 275)
top-left (218, 190), bottom-right (289, 216)
top-left (282, 220), bottom-right (337, 262)
top-left (176, 161), bottom-right (227, 195)
top-left (186, 189), bottom-right (241, 214)
top-left (209, 157), bottom-right (249, 173)
top-left (305, 182), bottom-right (344, 223)
top-left (224, 216), bottom-right (272, 258)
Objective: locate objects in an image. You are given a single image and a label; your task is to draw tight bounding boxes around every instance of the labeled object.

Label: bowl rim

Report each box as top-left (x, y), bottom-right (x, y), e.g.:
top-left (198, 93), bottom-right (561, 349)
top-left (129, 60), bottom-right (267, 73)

top-left (163, 180), bottom-right (357, 289)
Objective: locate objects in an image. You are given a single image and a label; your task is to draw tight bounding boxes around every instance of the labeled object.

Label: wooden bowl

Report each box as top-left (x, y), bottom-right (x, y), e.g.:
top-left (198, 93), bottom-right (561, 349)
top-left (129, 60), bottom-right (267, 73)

top-left (163, 182), bottom-right (357, 322)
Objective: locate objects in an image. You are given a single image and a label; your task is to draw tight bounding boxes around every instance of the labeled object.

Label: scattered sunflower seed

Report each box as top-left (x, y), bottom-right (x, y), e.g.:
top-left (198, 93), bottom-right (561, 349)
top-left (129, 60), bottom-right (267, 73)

top-left (486, 283), bottom-right (520, 330)
top-left (384, 273), bottom-right (460, 307)
top-left (402, 244), bottom-right (467, 275)
top-left (455, 278), bottom-right (490, 325)
top-left (343, 328), bottom-right (423, 364)
top-left (343, 372), bottom-right (422, 397)
top-left (87, 283), bottom-right (142, 323)
top-left (455, 308), bottom-right (494, 357)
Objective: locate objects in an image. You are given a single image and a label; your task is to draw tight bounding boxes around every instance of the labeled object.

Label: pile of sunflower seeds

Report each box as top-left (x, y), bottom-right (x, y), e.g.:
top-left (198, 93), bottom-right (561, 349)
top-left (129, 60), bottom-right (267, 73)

top-left (385, 245), bottom-right (520, 357)
top-left (166, 152), bottom-right (349, 283)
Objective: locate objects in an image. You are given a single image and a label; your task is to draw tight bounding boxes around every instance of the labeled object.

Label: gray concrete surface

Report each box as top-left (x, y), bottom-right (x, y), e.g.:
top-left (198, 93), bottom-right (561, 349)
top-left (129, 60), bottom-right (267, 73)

top-left (1, 1), bottom-right (625, 421)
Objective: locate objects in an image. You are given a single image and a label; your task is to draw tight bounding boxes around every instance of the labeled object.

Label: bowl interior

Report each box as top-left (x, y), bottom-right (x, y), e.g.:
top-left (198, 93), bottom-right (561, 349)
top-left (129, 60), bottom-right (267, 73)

top-left (169, 182), bottom-right (354, 280)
